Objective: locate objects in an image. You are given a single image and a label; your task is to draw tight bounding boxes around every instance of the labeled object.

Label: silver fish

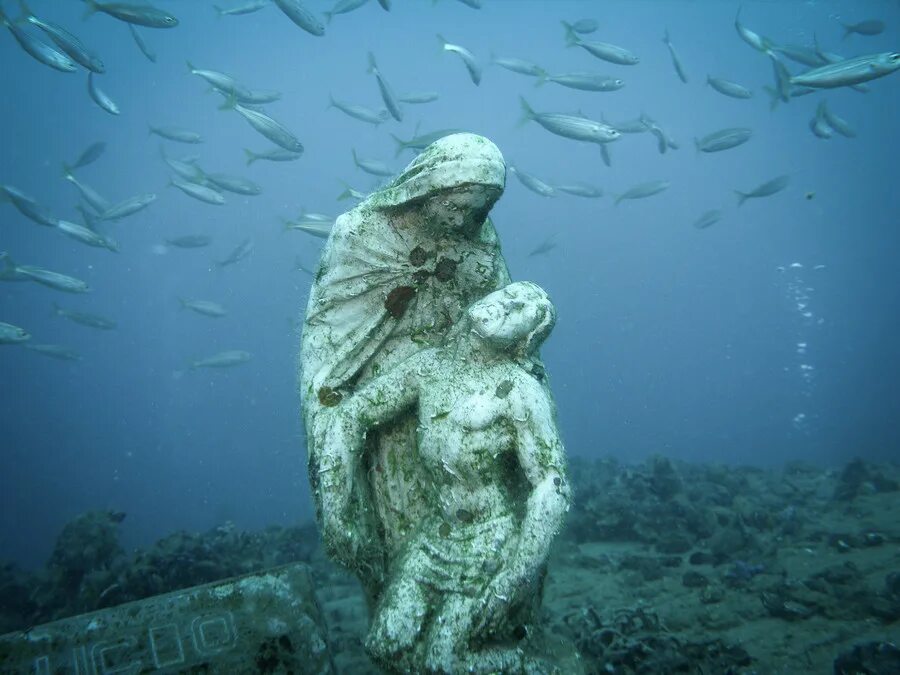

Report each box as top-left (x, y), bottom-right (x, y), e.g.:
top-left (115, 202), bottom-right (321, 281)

top-left (328, 94), bottom-right (390, 125)
top-left (56, 219), bottom-right (119, 251)
top-left (735, 175), bottom-right (789, 206)
top-left (509, 166), bottom-right (555, 197)
top-left (83, 1), bottom-right (179, 28)
top-left (734, 7), bottom-right (772, 53)
top-left (63, 167), bottom-right (110, 214)
top-left (790, 52), bottom-right (900, 88)
top-left (555, 182), bottom-right (603, 198)
top-left (273, 0), bottom-right (324, 36)
top-left (0, 7), bottom-right (77, 72)
top-left (820, 101), bottom-right (856, 137)
top-left (707, 75), bottom-right (753, 99)
top-left (166, 234), bottom-right (211, 248)
top-left (226, 100), bottom-right (304, 153)
top-left (0, 185), bottom-right (58, 226)
top-left (99, 193), bottom-right (157, 220)
top-left (570, 19), bottom-right (598, 34)
top-left (217, 238), bottom-right (253, 267)
top-left (54, 303), bottom-right (117, 329)
top-left (169, 176), bottom-right (226, 205)
top-left (187, 62), bottom-right (247, 97)
top-left (70, 141), bottom-right (106, 170)
top-left (528, 236), bottom-right (556, 257)
top-left (190, 350), bottom-right (251, 369)
top-left (600, 143), bottom-right (611, 167)
top-left (201, 172), bottom-right (262, 195)
top-left (770, 43), bottom-right (826, 68)
top-left (324, 0), bottom-right (370, 23)
top-left (367, 52), bottom-right (402, 121)
top-left (563, 23), bottom-right (639, 65)
top-left (536, 72), bottom-right (624, 92)
top-left (179, 298), bottom-right (227, 318)
top-left (809, 104), bottom-right (833, 140)
top-left (159, 146), bottom-right (205, 182)
top-left (693, 210), bottom-right (722, 230)
top-left (389, 129), bottom-right (461, 156)
top-left (397, 91), bottom-right (439, 104)
top-left (235, 88), bottom-right (281, 104)
top-left (88, 72), bottom-right (120, 115)
top-left (695, 127), bottom-right (752, 153)
top-left (662, 29), bottom-right (687, 83)
top-left (128, 24), bottom-right (155, 62)
top-left (351, 149), bottom-right (393, 177)
top-left (18, 0), bottom-right (105, 72)
top-left (614, 180), bottom-right (670, 206)
top-left (0, 321), bottom-right (30, 344)
top-left (377, 0), bottom-right (390, 9)
top-left (438, 34), bottom-right (481, 85)
top-left (149, 125), bottom-right (203, 143)
top-left (519, 97), bottom-right (620, 146)
top-left (336, 181), bottom-right (367, 201)
top-left (491, 54), bottom-right (545, 77)
top-left (839, 18), bottom-right (885, 38)
top-left (244, 147), bottom-right (302, 165)
top-left (769, 53), bottom-right (792, 104)
top-left (0, 252), bottom-right (90, 293)
top-left (25, 343), bottom-right (82, 361)
top-left (214, 0), bottom-right (270, 16)
top-left (282, 218), bottom-right (332, 238)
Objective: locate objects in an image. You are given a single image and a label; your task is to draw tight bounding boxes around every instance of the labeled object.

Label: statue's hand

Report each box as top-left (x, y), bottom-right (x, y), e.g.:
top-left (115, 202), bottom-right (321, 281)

top-left (472, 566), bottom-right (527, 638)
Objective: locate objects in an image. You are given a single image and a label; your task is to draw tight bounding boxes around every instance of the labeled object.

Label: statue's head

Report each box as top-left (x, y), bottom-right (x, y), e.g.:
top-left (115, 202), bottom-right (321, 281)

top-left (365, 133), bottom-right (506, 235)
top-left (468, 282), bottom-right (556, 357)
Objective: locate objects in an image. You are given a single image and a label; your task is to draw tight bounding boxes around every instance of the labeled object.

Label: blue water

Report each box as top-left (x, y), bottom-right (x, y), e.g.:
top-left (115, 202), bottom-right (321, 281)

top-left (1, 0), bottom-right (898, 569)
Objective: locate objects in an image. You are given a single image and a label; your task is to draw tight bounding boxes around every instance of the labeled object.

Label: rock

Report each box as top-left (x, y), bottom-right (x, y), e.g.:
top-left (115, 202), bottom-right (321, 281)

top-left (833, 641), bottom-right (900, 675)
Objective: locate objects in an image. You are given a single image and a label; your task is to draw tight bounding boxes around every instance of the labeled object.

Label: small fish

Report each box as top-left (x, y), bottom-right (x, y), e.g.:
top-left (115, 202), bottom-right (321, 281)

top-left (839, 18), bottom-right (885, 38)
top-left (491, 54), bottom-right (545, 77)
top-left (351, 149), bottom-right (393, 177)
top-left (0, 184), bottom-right (58, 226)
top-left (214, 0), bottom-right (270, 17)
top-left (769, 53), bottom-right (792, 104)
top-left (179, 298), bottom-right (227, 318)
top-left (570, 18), bottom-right (598, 34)
top-left (614, 180), bottom-right (670, 205)
top-left (0, 7), bottom-right (77, 72)
top-left (0, 321), bottom-right (30, 344)
top-left (437, 34), bottom-right (481, 85)
top-left (563, 22), bottom-right (638, 65)
top-left (282, 218), bottom-right (332, 238)
top-left (770, 43), bottom-right (826, 68)
top-left (735, 175), bottom-right (790, 206)
top-left (82, 1), bottom-right (179, 28)
top-left (555, 182), bottom-right (603, 198)
top-left (217, 238), bottom-right (253, 267)
top-left (397, 91), bottom-right (439, 104)
top-left (707, 75), bottom-right (753, 99)
top-left (159, 146), bottom-right (204, 182)
top-left (336, 181), bottom-right (367, 201)
top-left (149, 125), bottom-right (203, 143)
top-left (235, 88), bottom-right (281, 104)
top-left (324, 0), bottom-right (370, 23)
top-left (25, 343), bottom-right (82, 361)
top-left (53, 303), bottom-right (117, 329)
top-left (200, 171), bottom-right (262, 195)
top-left (377, 0), bottom-right (390, 9)
top-left (244, 147), bottom-right (302, 165)
top-left (662, 29), bottom-right (687, 83)
top-left (18, 0), bottom-right (105, 72)
top-left (190, 350), bottom-right (251, 369)
top-left (70, 141), bottom-right (106, 170)
top-left (87, 72), bottom-right (120, 115)
top-left (56, 219), bottom-right (119, 251)
top-left (273, 0), bottom-right (324, 36)
top-left (166, 234), bottom-right (211, 248)
top-left (692, 209), bottom-right (722, 230)
top-left (695, 127), bottom-right (752, 153)
top-left (367, 52), bottom-right (402, 121)
top-left (641, 115), bottom-right (677, 154)
top-left (603, 116), bottom-right (649, 134)
top-left (734, 7), bottom-right (772, 53)
top-left (820, 101), bottom-right (856, 138)
top-left (519, 97), bottom-right (620, 146)
top-left (389, 129), bottom-right (461, 156)
top-left (790, 52), bottom-right (900, 88)
top-left (187, 62), bottom-right (249, 98)
top-left (328, 94), bottom-right (390, 125)
top-left (528, 235), bottom-right (556, 257)
top-left (222, 98), bottom-right (304, 153)
top-left (809, 102), bottom-right (833, 139)
top-left (128, 24), bottom-right (155, 62)
top-left (508, 166), bottom-right (555, 197)
top-left (294, 256), bottom-right (315, 275)
top-left (100, 193), bottom-right (156, 220)
top-left (600, 144), bottom-right (611, 168)
top-left (0, 252), bottom-right (90, 293)
top-left (536, 72), bottom-right (624, 92)
top-left (169, 176), bottom-right (226, 205)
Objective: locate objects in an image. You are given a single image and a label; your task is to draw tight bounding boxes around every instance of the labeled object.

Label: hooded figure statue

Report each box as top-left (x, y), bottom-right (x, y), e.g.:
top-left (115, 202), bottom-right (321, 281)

top-left (300, 133), bottom-right (513, 603)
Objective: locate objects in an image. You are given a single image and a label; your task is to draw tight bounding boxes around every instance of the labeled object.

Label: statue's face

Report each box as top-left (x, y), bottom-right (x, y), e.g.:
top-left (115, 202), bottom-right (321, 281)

top-left (420, 184), bottom-right (501, 234)
top-left (469, 283), bottom-right (547, 346)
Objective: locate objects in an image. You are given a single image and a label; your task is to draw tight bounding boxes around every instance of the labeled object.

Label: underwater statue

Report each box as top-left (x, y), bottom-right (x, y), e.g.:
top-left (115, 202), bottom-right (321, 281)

top-left (300, 134), bottom-right (579, 673)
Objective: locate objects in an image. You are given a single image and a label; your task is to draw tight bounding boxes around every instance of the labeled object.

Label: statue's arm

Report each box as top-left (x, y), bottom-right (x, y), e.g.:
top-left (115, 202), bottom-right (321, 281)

top-left (508, 377), bottom-right (572, 580)
top-left (317, 352), bottom-right (428, 562)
